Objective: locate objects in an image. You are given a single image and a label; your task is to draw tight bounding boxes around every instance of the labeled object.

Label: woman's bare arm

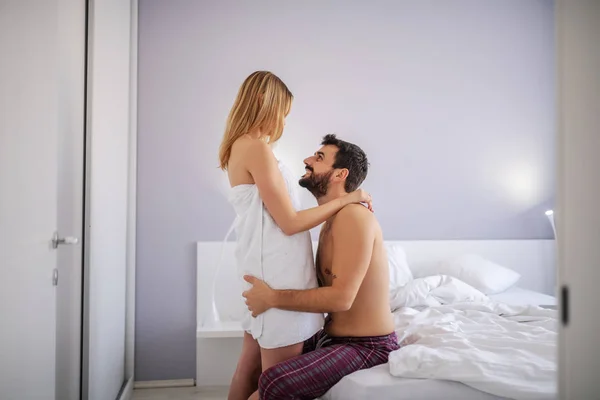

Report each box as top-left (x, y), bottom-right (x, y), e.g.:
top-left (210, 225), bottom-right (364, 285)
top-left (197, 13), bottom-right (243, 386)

top-left (244, 140), bottom-right (363, 236)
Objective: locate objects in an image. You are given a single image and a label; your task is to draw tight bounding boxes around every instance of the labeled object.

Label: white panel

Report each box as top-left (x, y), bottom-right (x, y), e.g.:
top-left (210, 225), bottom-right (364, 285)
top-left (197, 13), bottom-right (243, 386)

top-left (85, 0), bottom-right (132, 399)
top-left (196, 337), bottom-right (243, 386)
top-left (0, 1), bottom-right (59, 399)
top-left (556, 0), bottom-right (600, 398)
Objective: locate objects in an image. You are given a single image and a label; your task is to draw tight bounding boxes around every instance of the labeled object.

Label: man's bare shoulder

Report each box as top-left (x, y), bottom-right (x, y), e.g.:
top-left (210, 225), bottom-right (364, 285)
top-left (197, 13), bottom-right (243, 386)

top-left (331, 203), bottom-right (377, 234)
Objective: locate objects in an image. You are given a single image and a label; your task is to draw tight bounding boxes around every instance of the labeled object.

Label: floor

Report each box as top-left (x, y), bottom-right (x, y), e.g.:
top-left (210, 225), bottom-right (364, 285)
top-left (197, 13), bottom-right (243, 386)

top-left (132, 386), bottom-right (229, 400)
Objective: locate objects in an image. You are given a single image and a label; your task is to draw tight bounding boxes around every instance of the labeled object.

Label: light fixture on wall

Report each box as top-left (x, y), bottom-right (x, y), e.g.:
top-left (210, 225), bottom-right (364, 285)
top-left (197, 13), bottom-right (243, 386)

top-left (545, 210), bottom-right (556, 238)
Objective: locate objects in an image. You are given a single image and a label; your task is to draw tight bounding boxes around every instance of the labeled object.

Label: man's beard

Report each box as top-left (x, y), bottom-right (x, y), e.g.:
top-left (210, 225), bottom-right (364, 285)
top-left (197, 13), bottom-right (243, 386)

top-left (298, 169), bottom-right (334, 199)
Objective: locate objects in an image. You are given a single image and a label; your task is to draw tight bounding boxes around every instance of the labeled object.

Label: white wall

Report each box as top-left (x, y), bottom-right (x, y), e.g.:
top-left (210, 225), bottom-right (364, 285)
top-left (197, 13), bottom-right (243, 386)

top-left (84, 0), bottom-right (135, 399)
top-left (136, 0), bottom-right (555, 380)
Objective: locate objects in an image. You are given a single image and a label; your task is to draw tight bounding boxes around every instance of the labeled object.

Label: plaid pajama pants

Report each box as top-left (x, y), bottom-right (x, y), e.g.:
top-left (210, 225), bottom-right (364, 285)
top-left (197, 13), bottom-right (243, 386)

top-left (258, 329), bottom-right (400, 400)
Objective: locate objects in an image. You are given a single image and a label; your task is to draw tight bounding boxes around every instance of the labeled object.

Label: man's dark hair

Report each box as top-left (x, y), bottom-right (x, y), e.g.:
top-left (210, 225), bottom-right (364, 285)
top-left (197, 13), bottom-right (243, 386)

top-left (321, 134), bottom-right (369, 192)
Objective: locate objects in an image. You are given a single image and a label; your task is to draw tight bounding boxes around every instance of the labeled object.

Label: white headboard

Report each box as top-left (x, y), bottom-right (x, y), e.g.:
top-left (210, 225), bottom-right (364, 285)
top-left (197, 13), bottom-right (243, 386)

top-left (196, 239), bottom-right (556, 328)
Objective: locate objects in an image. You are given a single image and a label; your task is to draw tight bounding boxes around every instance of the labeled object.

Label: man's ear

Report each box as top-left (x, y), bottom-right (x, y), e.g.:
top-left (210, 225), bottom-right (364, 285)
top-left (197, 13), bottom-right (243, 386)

top-left (334, 168), bottom-right (349, 181)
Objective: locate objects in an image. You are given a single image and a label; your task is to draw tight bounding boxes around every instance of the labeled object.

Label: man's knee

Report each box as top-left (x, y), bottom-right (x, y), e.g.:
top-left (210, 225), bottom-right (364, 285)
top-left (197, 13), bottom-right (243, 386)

top-left (258, 365), bottom-right (289, 400)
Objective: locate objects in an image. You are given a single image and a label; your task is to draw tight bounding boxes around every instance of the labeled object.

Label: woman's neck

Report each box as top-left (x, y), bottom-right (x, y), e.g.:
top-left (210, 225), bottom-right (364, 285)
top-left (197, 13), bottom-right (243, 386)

top-left (246, 128), bottom-right (265, 140)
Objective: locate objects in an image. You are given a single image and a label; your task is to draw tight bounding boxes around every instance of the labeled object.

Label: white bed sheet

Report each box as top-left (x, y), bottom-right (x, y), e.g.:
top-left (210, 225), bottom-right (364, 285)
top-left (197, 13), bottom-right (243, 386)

top-left (321, 287), bottom-right (557, 400)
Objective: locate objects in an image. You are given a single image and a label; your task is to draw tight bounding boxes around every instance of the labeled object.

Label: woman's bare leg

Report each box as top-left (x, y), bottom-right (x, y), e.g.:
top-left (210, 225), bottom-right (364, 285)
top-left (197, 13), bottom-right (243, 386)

top-left (228, 332), bottom-right (262, 400)
top-left (246, 342), bottom-right (304, 400)
top-left (260, 342), bottom-right (304, 372)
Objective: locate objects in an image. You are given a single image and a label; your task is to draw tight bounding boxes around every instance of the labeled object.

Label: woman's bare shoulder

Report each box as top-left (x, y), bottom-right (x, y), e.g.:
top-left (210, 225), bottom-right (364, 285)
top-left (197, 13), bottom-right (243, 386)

top-left (232, 135), bottom-right (268, 153)
top-left (231, 136), bottom-right (271, 163)
top-left (228, 137), bottom-right (274, 186)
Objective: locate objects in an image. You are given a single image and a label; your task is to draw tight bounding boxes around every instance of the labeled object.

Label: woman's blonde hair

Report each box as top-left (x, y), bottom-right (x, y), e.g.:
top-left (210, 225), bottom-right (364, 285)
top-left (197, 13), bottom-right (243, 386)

top-left (218, 71), bottom-right (293, 170)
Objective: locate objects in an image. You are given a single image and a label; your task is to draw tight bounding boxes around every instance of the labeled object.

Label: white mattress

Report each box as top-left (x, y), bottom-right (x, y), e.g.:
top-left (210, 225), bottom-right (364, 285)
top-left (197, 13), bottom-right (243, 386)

top-left (321, 287), bottom-right (556, 400)
top-left (322, 364), bottom-right (503, 400)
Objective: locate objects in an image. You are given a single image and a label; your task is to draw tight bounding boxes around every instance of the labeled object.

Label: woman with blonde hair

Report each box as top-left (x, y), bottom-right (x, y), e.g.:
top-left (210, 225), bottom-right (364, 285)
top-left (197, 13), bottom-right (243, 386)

top-left (218, 71), bottom-right (372, 400)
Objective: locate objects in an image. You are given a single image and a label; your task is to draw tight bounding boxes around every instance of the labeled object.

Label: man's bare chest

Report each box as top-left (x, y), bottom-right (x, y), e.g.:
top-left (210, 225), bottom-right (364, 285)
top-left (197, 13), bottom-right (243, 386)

top-left (316, 227), bottom-right (335, 287)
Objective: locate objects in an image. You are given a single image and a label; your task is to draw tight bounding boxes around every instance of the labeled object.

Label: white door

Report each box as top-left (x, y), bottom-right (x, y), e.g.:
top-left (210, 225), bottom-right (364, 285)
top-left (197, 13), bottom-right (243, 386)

top-left (556, 0), bottom-right (600, 398)
top-left (0, 1), bottom-right (85, 400)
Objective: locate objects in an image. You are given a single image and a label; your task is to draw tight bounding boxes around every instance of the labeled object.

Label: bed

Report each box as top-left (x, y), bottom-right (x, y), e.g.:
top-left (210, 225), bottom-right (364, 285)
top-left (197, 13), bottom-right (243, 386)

top-left (195, 239), bottom-right (558, 399)
top-left (321, 286), bottom-right (557, 400)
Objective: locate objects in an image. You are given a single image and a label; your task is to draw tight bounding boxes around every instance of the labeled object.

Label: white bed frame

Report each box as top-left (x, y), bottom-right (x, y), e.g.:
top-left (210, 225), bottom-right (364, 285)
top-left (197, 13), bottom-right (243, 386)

top-left (195, 239), bottom-right (555, 386)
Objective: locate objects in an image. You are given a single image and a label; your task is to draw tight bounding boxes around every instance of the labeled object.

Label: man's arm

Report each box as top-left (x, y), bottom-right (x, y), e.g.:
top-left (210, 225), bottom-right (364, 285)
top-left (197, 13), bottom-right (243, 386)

top-left (271, 205), bottom-right (375, 313)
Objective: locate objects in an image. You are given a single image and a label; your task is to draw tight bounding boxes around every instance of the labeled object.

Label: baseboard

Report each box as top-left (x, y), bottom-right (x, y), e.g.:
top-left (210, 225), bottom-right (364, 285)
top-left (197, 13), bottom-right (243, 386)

top-left (133, 379), bottom-right (196, 389)
top-left (117, 377), bottom-right (134, 400)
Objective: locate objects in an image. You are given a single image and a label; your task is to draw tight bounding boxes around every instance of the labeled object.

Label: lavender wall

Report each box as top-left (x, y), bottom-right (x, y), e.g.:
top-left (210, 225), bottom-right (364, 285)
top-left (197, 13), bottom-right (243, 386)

top-left (136, 0), bottom-right (555, 380)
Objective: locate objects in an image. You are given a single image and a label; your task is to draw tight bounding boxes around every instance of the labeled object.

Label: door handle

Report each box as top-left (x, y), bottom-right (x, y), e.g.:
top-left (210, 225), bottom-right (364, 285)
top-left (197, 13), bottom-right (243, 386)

top-left (51, 231), bottom-right (79, 249)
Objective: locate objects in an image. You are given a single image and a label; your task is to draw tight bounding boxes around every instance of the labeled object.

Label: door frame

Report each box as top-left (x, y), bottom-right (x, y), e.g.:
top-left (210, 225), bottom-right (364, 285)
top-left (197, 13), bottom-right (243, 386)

top-left (125, 0), bottom-right (138, 395)
top-left (82, 1), bottom-right (138, 399)
top-left (556, 0), bottom-right (600, 398)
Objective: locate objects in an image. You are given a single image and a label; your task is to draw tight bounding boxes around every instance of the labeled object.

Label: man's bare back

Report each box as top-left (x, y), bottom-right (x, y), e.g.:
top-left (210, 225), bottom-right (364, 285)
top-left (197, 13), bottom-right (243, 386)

top-left (316, 203), bottom-right (395, 337)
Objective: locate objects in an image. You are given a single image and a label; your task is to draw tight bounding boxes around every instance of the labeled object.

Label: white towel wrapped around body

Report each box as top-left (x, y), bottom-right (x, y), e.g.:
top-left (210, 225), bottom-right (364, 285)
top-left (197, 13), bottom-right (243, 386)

top-left (228, 159), bottom-right (324, 349)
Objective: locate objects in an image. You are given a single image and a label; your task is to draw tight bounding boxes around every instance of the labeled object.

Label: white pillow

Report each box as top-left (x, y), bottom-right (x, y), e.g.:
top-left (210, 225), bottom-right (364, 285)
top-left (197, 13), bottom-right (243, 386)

top-left (385, 243), bottom-right (413, 290)
top-left (435, 254), bottom-right (520, 294)
top-left (389, 274), bottom-right (489, 311)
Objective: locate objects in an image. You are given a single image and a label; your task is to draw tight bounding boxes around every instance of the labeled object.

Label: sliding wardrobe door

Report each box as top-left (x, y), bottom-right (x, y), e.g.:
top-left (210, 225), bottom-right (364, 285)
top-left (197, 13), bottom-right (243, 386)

top-left (83, 0), bottom-right (136, 399)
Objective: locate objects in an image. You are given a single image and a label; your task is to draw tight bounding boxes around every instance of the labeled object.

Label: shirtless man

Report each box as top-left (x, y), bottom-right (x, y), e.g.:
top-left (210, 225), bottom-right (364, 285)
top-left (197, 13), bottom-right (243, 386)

top-left (242, 134), bottom-right (399, 400)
